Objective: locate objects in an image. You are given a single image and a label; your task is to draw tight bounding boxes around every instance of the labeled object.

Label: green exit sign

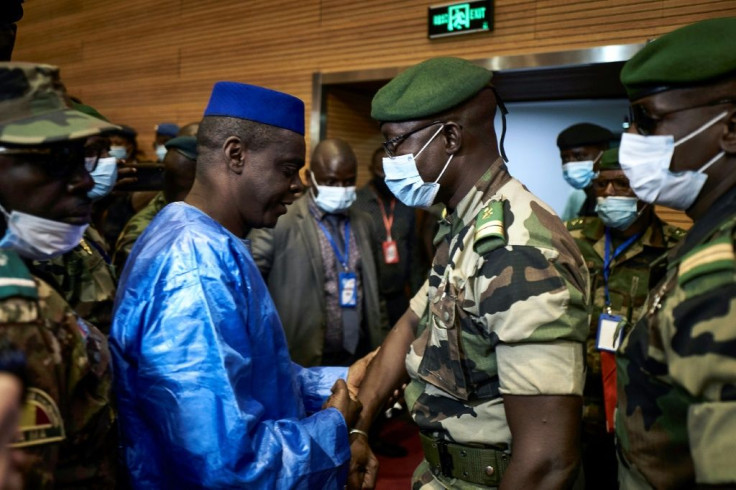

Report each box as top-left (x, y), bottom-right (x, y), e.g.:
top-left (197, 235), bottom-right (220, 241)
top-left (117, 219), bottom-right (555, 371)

top-left (428, 0), bottom-right (493, 39)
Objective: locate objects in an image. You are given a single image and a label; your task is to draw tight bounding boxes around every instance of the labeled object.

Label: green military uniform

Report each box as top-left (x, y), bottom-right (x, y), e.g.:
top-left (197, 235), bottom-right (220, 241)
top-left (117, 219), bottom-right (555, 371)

top-left (31, 227), bottom-right (116, 334)
top-left (0, 62), bottom-right (119, 488)
top-left (113, 191), bottom-right (167, 273)
top-left (1, 249), bottom-right (117, 488)
top-left (405, 160), bottom-right (589, 489)
top-left (567, 215), bottom-right (684, 431)
top-left (614, 17), bottom-right (736, 488)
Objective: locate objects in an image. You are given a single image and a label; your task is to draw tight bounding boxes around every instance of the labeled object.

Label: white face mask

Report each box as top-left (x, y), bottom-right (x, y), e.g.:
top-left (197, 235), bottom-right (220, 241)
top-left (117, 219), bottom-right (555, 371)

top-left (309, 172), bottom-right (356, 213)
top-left (109, 145), bottom-right (128, 160)
top-left (619, 111), bottom-right (727, 210)
top-left (0, 204), bottom-right (88, 260)
top-left (382, 124), bottom-right (454, 208)
top-left (87, 156), bottom-right (118, 200)
top-left (155, 144), bottom-right (167, 162)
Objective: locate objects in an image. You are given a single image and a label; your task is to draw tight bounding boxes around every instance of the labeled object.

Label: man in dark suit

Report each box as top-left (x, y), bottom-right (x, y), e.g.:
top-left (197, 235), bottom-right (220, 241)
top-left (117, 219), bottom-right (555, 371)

top-left (249, 139), bottom-right (386, 367)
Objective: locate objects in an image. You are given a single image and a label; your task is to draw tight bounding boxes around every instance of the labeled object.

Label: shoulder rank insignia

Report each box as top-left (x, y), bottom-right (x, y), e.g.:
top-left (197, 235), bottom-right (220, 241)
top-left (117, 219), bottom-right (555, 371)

top-left (0, 250), bottom-right (38, 301)
top-left (565, 217), bottom-right (586, 231)
top-left (678, 234), bottom-right (735, 285)
top-left (474, 200), bottom-right (506, 255)
top-left (10, 388), bottom-right (65, 448)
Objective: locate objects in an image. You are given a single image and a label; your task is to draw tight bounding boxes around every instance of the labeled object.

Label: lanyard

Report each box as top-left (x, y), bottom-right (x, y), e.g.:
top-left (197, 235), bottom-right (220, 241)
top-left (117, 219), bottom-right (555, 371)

top-left (315, 217), bottom-right (351, 270)
top-left (375, 193), bottom-right (396, 240)
top-left (603, 227), bottom-right (643, 308)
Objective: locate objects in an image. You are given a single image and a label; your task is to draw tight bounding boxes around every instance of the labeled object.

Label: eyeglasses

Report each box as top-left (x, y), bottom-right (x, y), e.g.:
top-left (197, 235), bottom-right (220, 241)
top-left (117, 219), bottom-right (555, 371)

top-left (382, 121), bottom-right (444, 157)
top-left (627, 98), bottom-right (735, 136)
top-left (0, 143), bottom-right (91, 179)
top-left (592, 176), bottom-right (631, 193)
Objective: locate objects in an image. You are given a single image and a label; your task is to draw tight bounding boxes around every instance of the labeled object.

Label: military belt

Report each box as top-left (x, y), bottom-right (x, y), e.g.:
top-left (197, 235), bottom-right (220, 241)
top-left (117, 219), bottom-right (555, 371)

top-left (419, 432), bottom-right (510, 487)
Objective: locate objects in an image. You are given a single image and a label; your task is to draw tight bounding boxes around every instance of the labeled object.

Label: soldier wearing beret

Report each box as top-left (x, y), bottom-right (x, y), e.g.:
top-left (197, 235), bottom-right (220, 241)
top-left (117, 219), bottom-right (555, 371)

top-left (350, 57), bottom-right (590, 489)
top-left (566, 148), bottom-right (684, 489)
top-left (557, 123), bottom-right (616, 221)
top-left (615, 17), bottom-right (736, 488)
top-left (113, 135), bottom-right (197, 272)
top-left (0, 62), bottom-right (118, 488)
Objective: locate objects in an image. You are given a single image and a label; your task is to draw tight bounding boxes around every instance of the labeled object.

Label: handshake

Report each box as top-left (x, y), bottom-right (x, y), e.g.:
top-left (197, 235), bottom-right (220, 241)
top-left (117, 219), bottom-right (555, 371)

top-left (322, 349), bottom-right (381, 490)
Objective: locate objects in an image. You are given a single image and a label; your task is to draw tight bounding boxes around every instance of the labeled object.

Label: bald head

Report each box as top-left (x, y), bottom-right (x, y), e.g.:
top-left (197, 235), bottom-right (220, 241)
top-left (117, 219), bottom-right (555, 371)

top-left (309, 139), bottom-right (357, 189)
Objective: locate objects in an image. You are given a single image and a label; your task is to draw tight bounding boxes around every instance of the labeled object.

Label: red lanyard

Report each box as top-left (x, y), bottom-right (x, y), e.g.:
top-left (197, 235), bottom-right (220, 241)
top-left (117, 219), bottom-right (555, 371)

top-left (375, 194), bottom-right (396, 240)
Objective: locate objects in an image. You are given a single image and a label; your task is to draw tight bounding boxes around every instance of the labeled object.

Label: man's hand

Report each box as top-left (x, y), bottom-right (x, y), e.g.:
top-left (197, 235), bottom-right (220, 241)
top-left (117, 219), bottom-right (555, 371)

top-left (347, 348), bottom-right (379, 398)
top-left (347, 432), bottom-right (378, 490)
top-left (113, 162), bottom-right (137, 189)
top-left (323, 379), bottom-right (362, 427)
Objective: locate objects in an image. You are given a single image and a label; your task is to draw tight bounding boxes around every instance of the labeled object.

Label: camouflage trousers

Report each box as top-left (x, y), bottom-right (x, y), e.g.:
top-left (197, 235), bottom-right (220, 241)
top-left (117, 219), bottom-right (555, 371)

top-left (411, 460), bottom-right (498, 490)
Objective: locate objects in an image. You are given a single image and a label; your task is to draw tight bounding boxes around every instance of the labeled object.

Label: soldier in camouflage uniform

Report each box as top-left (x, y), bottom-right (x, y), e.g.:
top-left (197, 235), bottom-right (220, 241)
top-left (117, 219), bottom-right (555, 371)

top-left (113, 135), bottom-right (197, 273)
top-left (350, 57), bottom-right (590, 489)
top-left (565, 148), bottom-right (684, 489)
top-left (0, 62), bottom-right (118, 488)
top-left (615, 17), bottom-right (736, 488)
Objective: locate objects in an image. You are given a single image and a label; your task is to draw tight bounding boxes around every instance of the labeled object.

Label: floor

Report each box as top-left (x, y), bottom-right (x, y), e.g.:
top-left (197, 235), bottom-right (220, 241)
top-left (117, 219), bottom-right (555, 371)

top-left (374, 412), bottom-right (423, 490)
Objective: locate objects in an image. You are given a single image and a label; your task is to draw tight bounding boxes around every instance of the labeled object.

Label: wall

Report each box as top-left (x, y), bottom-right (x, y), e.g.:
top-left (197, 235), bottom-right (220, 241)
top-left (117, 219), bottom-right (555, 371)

top-left (13, 0), bottom-right (735, 158)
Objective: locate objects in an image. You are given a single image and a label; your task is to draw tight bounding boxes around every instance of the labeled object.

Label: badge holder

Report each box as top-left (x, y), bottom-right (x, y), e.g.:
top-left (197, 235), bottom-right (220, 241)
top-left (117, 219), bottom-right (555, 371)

top-left (382, 239), bottom-right (399, 264)
top-left (339, 271), bottom-right (357, 308)
top-left (596, 312), bottom-right (625, 352)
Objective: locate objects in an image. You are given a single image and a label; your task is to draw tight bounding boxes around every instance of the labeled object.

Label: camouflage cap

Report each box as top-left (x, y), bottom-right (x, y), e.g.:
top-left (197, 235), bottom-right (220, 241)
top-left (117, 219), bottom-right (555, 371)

top-left (371, 57), bottom-right (493, 122)
top-left (0, 62), bottom-right (118, 145)
top-left (621, 17), bottom-right (736, 100)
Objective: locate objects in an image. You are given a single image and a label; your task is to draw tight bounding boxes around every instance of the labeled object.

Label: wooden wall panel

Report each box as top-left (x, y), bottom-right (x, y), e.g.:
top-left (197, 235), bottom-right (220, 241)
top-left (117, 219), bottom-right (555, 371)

top-left (13, 0), bottom-right (735, 169)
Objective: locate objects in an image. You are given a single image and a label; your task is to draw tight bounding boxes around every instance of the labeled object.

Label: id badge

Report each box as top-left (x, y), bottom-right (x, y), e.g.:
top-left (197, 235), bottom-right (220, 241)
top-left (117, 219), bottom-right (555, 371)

top-left (597, 313), bottom-right (625, 352)
top-left (339, 271), bottom-right (357, 308)
top-left (382, 240), bottom-right (399, 264)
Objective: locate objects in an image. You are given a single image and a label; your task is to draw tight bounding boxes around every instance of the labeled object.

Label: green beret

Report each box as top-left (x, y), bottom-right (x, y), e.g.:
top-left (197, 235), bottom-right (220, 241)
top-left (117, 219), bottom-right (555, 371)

top-left (72, 101), bottom-right (110, 122)
top-left (621, 17), bottom-right (736, 100)
top-left (371, 57), bottom-right (492, 122)
top-left (164, 136), bottom-right (197, 161)
top-left (556, 123), bottom-right (615, 150)
top-left (597, 147), bottom-right (620, 171)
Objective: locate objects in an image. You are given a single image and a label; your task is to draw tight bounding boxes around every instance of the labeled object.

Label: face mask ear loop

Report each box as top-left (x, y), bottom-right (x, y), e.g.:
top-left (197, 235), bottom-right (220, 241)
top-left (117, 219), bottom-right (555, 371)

top-left (674, 111), bottom-right (728, 148)
top-left (433, 154), bottom-right (454, 184)
top-left (415, 124), bottom-right (446, 159)
top-left (308, 170), bottom-right (320, 198)
top-left (492, 87), bottom-right (509, 163)
top-left (697, 150), bottom-right (726, 175)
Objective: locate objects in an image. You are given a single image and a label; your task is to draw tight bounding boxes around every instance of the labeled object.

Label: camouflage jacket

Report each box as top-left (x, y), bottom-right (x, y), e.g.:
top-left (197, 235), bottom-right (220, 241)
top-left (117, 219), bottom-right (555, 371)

top-left (113, 191), bottom-right (167, 273)
top-left (0, 249), bottom-right (117, 489)
top-left (405, 159), bottom-right (589, 453)
top-left (616, 186), bottom-right (736, 488)
top-left (566, 215), bottom-right (684, 434)
top-left (31, 227), bottom-right (116, 335)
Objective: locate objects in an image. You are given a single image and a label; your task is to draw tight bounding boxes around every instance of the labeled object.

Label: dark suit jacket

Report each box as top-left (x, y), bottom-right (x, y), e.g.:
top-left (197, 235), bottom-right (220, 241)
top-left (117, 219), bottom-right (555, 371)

top-left (247, 194), bottom-right (387, 366)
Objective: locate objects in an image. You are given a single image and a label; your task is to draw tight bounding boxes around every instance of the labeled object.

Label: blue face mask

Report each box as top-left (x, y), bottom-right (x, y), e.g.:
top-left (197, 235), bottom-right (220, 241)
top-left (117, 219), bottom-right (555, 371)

top-left (309, 172), bottom-right (356, 213)
top-left (87, 156), bottom-right (118, 200)
top-left (562, 160), bottom-right (597, 189)
top-left (109, 145), bottom-right (128, 160)
top-left (155, 144), bottom-right (168, 162)
top-left (382, 125), bottom-right (453, 208)
top-left (595, 196), bottom-right (639, 230)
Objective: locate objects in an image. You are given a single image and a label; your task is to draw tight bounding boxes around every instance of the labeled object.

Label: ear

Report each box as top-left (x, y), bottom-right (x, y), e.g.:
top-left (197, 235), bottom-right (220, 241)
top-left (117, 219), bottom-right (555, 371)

top-left (720, 107), bottom-right (736, 155)
top-left (223, 136), bottom-right (245, 174)
top-left (442, 122), bottom-right (462, 155)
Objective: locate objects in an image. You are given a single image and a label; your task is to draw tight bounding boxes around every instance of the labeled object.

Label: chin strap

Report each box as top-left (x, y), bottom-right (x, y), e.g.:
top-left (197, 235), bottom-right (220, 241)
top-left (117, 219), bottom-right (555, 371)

top-left (491, 87), bottom-right (509, 163)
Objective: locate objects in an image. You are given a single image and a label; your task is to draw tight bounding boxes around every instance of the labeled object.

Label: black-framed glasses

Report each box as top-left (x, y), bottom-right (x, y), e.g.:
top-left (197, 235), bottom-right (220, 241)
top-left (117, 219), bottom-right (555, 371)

top-left (0, 143), bottom-right (89, 179)
top-left (382, 120), bottom-right (444, 157)
top-left (627, 98), bottom-right (735, 136)
top-left (592, 176), bottom-right (631, 193)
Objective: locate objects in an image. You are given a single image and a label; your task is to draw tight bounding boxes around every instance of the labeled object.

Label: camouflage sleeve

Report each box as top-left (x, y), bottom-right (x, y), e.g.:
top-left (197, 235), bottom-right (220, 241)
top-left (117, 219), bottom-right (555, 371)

top-left (474, 245), bottom-right (588, 396)
top-left (409, 279), bottom-right (429, 317)
top-left (112, 222), bottom-right (139, 274)
top-left (663, 238), bottom-right (736, 484)
top-left (246, 227), bottom-right (275, 278)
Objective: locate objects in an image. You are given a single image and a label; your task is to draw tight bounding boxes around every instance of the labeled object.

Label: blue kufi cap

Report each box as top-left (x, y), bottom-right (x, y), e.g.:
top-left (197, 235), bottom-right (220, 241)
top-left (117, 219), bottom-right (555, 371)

top-left (203, 82), bottom-right (305, 135)
top-left (156, 122), bottom-right (180, 137)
